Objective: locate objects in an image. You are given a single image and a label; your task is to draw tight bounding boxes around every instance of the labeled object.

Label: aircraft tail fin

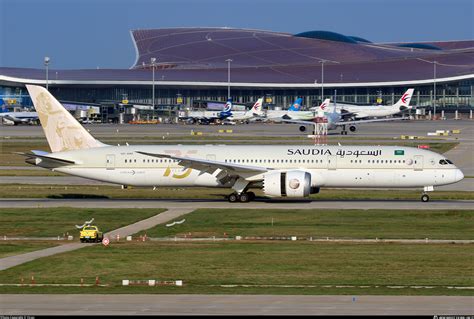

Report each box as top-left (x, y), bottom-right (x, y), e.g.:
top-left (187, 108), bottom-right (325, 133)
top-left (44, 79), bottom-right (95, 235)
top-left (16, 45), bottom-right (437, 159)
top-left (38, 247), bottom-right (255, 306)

top-left (394, 88), bottom-right (414, 109)
top-left (288, 97), bottom-right (303, 111)
top-left (26, 85), bottom-right (106, 153)
top-left (318, 98), bottom-right (331, 112)
top-left (251, 97), bottom-right (264, 115)
top-left (219, 98), bottom-right (233, 118)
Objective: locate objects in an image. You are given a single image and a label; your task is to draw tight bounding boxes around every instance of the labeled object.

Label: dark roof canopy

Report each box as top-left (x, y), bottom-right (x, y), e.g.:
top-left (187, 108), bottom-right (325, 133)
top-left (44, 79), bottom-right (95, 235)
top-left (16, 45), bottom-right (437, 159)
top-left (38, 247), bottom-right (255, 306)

top-left (397, 43), bottom-right (442, 50)
top-left (347, 35), bottom-right (372, 43)
top-left (294, 31), bottom-right (358, 44)
top-left (1, 27), bottom-right (472, 87)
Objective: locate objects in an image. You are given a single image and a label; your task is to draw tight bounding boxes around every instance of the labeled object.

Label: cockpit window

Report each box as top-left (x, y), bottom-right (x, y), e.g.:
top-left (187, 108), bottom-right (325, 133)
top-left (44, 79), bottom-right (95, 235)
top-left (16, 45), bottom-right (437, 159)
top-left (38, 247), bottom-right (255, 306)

top-left (439, 159), bottom-right (452, 165)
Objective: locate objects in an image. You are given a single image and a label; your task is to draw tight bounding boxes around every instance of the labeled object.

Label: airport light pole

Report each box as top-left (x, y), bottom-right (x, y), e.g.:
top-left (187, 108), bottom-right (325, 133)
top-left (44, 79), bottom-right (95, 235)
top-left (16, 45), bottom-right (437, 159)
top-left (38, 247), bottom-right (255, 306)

top-left (44, 56), bottom-right (50, 91)
top-left (314, 80), bottom-right (318, 106)
top-left (320, 60), bottom-right (325, 101)
top-left (433, 60), bottom-right (437, 118)
top-left (226, 59), bottom-right (233, 100)
top-left (151, 57), bottom-right (156, 121)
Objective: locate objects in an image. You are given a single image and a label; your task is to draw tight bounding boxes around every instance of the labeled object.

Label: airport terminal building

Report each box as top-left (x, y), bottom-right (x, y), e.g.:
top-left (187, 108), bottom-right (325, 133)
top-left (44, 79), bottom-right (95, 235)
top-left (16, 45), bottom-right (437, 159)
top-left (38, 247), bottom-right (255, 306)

top-left (0, 27), bottom-right (473, 119)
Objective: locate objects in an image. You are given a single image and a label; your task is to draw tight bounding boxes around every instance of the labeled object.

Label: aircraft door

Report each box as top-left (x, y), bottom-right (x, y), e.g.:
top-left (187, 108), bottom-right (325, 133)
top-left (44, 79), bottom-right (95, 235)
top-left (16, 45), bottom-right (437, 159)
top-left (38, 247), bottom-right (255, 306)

top-left (106, 154), bottom-right (115, 170)
top-left (327, 155), bottom-right (337, 170)
top-left (414, 155), bottom-right (423, 171)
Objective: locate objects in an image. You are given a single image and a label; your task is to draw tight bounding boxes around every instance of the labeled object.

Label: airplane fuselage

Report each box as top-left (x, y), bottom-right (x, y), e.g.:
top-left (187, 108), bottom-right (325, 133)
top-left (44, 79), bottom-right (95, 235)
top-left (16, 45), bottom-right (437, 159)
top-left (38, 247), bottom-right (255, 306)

top-left (336, 104), bottom-right (406, 118)
top-left (37, 144), bottom-right (463, 190)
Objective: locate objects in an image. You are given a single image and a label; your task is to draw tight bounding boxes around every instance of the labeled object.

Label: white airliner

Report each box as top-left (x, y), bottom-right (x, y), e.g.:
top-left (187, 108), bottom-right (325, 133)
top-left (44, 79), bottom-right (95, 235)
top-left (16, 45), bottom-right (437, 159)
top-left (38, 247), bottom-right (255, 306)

top-left (21, 85), bottom-right (463, 203)
top-left (226, 97), bottom-right (264, 122)
top-left (288, 99), bottom-right (410, 135)
top-left (314, 89), bottom-right (415, 119)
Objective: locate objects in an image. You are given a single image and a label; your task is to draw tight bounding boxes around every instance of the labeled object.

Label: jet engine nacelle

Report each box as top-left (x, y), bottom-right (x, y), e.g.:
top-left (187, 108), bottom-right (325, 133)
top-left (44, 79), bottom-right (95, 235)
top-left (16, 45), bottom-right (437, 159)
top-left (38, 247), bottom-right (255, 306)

top-left (263, 170), bottom-right (311, 197)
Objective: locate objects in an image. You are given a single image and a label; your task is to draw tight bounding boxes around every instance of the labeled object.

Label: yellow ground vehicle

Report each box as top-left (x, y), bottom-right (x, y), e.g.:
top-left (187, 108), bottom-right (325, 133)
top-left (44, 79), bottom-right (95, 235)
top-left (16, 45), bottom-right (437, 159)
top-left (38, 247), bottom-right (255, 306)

top-left (79, 225), bottom-right (103, 243)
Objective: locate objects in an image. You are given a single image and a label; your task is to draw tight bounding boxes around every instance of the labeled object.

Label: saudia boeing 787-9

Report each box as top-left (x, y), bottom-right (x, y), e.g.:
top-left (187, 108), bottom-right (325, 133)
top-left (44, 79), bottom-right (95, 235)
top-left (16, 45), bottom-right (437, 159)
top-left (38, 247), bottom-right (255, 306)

top-left (21, 85), bottom-right (463, 203)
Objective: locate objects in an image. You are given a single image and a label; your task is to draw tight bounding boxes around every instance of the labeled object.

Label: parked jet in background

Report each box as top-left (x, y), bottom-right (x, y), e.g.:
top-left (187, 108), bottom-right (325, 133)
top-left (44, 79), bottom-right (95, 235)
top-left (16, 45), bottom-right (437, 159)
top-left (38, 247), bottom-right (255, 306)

top-left (21, 85), bottom-right (463, 203)
top-left (181, 99), bottom-right (233, 124)
top-left (226, 97), bottom-right (264, 122)
top-left (287, 98), bottom-right (410, 135)
top-left (312, 89), bottom-right (415, 119)
top-left (0, 105), bottom-right (39, 125)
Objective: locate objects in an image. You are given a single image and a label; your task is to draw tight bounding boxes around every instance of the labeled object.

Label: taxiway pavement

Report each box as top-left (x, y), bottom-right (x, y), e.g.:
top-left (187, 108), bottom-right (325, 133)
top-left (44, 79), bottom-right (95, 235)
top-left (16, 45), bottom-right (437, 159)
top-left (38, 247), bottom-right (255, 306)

top-left (1, 294), bottom-right (473, 315)
top-left (0, 198), bottom-right (472, 210)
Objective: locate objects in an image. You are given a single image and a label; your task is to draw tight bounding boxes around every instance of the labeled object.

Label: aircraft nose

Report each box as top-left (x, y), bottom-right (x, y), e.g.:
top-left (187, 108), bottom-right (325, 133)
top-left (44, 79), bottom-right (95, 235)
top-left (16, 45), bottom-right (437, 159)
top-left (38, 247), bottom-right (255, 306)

top-left (455, 169), bottom-right (464, 182)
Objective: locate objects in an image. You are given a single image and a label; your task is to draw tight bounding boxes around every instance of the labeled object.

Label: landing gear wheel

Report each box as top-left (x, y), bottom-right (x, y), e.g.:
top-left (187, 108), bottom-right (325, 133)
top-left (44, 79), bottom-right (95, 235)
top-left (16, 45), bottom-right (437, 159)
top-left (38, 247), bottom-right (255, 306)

top-left (228, 193), bottom-right (239, 203)
top-left (421, 194), bottom-right (430, 202)
top-left (239, 193), bottom-right (250, 203)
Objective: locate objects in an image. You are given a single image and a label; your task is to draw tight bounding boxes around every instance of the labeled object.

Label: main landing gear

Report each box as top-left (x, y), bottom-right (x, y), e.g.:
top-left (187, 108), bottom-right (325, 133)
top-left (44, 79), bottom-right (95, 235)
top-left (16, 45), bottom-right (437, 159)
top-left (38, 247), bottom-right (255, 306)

top-left (227, 192), bottom-right (256, 203)
top-left (340, 125), bottom-right (356, 135)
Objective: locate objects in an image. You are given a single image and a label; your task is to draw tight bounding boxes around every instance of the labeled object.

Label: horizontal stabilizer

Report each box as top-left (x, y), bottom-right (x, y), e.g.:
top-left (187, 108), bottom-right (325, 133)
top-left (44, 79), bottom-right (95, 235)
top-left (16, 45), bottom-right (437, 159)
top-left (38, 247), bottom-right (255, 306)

top-left (15, 152), bottom-right (77, 165)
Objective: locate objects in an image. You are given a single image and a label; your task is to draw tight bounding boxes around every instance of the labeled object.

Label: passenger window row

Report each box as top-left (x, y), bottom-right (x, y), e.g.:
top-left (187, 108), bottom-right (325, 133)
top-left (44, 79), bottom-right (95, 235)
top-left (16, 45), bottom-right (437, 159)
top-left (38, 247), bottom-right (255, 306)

top-left (124, 158), bottom-right (177, 163)
top-left (368, 159), bottom-right (405, 164)
top-left (224, 159), bottom-right (323, 164)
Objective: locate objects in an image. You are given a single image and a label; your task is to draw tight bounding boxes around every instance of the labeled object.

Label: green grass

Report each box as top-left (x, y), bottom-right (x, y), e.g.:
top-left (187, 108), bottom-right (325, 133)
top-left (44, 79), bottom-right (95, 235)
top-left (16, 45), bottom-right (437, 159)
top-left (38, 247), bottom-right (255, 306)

top-left (0, 208), bottom-right (165, 237)
top-left (0, 241), bottom-right (471, 295)
top-left (0, 241), bottom-right (59, 258)
top-left (136, 209), bottom-right (474, 240)
top-left (0, 184), bottom-right (473, 200)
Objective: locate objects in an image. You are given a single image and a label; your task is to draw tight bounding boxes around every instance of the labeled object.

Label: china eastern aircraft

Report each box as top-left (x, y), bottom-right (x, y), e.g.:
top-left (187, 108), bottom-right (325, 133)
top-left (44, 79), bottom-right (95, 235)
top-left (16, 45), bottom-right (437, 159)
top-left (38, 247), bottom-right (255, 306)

top-left (311, 89), bottom-right (415, 119)
top-left (225, 97), bottom-right (265, 122)
top-left (288, 98), bottom-right (410, 135)
top-left (21, 85), bottom-right (463, 203)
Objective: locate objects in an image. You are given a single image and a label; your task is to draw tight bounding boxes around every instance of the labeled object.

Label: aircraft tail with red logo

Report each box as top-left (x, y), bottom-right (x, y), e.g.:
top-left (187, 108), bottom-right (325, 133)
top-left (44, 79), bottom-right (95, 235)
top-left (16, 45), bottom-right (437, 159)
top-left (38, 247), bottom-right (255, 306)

top-left (318, 98), bottom-right (332, 112)
top-left (251, 97), bottom-right (264, 116)
top-left (394, 89), bottom-right (414, 110)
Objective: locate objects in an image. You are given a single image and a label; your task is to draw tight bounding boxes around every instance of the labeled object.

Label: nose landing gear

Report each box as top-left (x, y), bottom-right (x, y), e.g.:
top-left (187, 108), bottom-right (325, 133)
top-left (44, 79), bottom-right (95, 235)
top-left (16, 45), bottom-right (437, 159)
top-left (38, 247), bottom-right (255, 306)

top-left (421, 193), bottom-right (430, 202)
top-left (421, 186), bottom-right (434, 202)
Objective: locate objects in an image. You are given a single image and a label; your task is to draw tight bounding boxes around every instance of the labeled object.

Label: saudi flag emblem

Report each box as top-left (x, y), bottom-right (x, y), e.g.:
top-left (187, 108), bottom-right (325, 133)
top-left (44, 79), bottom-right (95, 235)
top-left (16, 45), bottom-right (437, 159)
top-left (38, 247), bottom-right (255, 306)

top-left (394, 150), bottom-right (405, 156)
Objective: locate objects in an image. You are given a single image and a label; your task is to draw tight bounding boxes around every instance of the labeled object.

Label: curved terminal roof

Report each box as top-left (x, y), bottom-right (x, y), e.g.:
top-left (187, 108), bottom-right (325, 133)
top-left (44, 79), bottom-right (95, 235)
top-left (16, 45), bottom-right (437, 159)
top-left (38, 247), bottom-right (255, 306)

top-left (0, 27), bottom-right (473, 88)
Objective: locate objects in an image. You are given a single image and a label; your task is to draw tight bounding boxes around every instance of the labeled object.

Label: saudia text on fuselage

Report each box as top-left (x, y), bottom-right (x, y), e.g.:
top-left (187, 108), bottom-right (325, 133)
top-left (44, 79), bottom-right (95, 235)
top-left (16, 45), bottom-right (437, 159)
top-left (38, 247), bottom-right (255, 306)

top-left (287, 148), bottom-right (383, 158)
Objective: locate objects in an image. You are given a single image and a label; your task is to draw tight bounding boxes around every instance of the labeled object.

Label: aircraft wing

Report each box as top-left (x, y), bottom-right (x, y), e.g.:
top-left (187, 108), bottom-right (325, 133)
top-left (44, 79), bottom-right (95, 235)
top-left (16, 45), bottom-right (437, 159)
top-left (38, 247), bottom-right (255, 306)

top-left (335, 117), bottom-right (410, 126)
top-left (136, 151), bottom-right (270, 176)
top-left (339, 110), bottom-right (356, 119)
